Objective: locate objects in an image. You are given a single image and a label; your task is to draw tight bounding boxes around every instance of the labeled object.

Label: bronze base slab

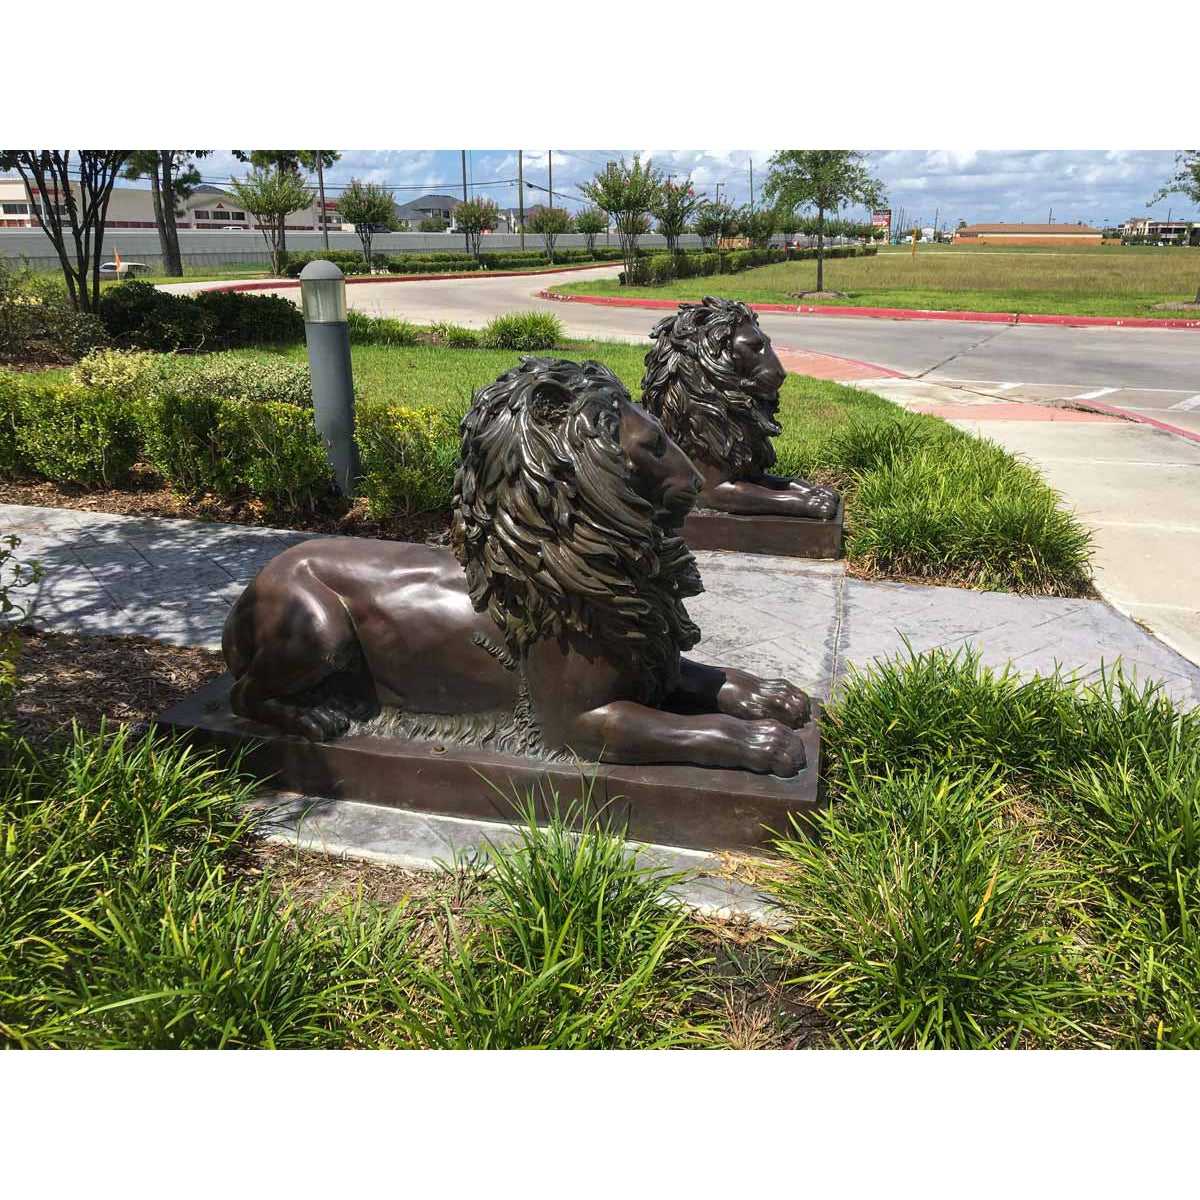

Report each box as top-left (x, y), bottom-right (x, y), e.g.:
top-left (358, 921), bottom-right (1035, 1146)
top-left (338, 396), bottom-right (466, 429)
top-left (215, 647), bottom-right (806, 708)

top-left (158, 676), bottom-right (825, 855)
top-left (682, 505), bottom-right (843, 558)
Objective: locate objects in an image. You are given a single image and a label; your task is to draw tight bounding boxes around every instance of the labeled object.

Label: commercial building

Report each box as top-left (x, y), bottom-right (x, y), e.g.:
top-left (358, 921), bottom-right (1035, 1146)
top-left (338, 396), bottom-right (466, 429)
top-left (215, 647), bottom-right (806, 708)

top-left (953, 222), bottom-right (1103, 246)
top-left (0, 175), bottom-right (326, 231)
top-left (1120, 217), bottom-right (1199, 245)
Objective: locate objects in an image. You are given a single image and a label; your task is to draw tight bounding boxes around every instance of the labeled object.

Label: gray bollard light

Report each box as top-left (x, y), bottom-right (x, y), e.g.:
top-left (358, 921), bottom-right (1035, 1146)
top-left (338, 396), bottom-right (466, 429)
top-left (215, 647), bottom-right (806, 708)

top-left (300, 260), bottom-right (359, 494)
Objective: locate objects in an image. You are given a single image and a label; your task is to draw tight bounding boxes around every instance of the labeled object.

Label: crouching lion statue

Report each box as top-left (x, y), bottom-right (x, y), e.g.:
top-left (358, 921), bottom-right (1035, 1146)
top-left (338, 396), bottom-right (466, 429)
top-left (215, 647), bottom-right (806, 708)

top-left (222, 356), bottom-right (812, 776)
top-left (641, 296), bottom-right (840, 519)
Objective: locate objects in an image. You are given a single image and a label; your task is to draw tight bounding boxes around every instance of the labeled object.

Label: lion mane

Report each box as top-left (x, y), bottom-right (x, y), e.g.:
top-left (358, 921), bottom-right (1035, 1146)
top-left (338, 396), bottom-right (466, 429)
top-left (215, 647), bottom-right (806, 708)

top-left (451, 356), bottom-right (702, 707)
top-left (641, 296), bottom-right (781, 480)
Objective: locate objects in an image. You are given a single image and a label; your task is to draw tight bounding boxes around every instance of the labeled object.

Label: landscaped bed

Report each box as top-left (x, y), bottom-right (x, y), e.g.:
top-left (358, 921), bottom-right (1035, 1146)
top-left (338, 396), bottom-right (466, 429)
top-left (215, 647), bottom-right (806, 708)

top-left (2, 623), bottom-right (1196, 1049)
top-left (547, 243), bottom-right (1200, 318)
top-left (0, 330), bottom-right (1095, 597)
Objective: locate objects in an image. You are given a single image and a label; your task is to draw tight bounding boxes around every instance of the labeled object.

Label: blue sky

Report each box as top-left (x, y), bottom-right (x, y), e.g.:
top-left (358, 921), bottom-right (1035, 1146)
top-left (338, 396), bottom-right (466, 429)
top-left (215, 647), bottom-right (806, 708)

top-left (186, 150), bottom-right (1195, 228)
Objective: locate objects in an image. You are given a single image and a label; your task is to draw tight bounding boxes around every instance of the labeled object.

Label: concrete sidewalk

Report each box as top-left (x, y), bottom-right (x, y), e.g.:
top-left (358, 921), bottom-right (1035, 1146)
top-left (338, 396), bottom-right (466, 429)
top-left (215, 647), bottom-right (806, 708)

top-left (5, 502), bottom-right (1199, 706)
top-left (859, 377), bottom-right (1200, 667)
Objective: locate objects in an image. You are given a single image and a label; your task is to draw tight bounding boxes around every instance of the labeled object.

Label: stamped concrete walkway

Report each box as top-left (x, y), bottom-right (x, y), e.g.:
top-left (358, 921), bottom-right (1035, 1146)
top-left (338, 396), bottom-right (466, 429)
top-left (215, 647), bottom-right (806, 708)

top-left (6, 502), bottom-right (1199, 707)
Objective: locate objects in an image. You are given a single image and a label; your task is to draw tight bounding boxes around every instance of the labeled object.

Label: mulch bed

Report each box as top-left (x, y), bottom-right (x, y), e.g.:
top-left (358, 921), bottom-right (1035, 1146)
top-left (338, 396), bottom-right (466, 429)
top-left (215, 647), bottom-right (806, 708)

top-left (0, 468), bottom-right (450, 544)
top-left (8, 624), bottom-right (226, 745)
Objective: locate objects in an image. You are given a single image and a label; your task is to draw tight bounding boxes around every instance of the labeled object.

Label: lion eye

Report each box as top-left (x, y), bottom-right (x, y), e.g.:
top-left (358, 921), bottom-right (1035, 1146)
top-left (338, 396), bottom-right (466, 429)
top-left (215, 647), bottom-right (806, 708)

top-left (652, 432), bottom-right (667, 457)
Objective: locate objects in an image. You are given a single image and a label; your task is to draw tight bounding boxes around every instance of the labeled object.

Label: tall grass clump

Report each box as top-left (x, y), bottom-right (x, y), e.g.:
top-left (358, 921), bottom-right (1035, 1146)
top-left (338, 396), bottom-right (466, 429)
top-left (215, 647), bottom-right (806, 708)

top-left (346, 310), bottom-right (419, 347)
top-left (386, 796), bottom-right (711, 1049)
top-left (480, 310), bottom-right (563, 351)
top-left (768, 645), bottom-right (1200, 1048)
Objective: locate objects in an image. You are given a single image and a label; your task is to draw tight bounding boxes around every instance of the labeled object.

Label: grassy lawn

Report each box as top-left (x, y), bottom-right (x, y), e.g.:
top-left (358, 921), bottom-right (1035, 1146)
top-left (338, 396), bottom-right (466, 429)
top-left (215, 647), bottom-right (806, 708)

top-left (548, 244), bottom-right (1200, 317)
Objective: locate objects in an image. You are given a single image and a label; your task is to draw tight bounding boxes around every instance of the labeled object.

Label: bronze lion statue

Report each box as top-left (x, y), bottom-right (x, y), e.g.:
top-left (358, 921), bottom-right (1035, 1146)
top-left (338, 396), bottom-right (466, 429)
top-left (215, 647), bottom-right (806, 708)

top-left (641, 296), bottom-right (839, 519)
top-left (222, 357), bottom-right (811, 775)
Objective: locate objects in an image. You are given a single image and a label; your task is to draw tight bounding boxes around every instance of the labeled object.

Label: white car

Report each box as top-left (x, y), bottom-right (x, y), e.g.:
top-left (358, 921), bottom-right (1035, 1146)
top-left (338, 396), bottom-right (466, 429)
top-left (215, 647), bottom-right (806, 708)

top-left (99, 261), bottom-right (149, 278)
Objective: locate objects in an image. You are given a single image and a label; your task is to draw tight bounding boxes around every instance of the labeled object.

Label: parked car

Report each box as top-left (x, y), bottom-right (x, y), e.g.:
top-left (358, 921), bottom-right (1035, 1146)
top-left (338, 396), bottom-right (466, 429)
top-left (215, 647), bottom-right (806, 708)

top-left (99, 261), bottom-right (149, 278)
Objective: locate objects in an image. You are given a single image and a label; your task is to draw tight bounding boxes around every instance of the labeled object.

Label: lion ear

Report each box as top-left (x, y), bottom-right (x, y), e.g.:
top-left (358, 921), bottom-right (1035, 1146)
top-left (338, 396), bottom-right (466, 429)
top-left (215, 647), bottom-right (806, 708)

top-left (529, 380), bottom-right (573, 425)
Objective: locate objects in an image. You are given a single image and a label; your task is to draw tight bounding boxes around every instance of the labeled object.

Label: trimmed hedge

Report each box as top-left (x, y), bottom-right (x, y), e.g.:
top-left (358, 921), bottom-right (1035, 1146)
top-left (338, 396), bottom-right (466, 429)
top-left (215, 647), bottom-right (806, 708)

top-left (624, 244), bottom-right (878, 285)
top-left (280, 250), bottom-right (371, 277)
top-left (0, 375), bottom-right (139, 488)
top-left (281, 246), bottom-right (634, 278)
top-left (357, 402), bottom-right (459, 517)
top-left (98, 281), bottom-right (302, 351)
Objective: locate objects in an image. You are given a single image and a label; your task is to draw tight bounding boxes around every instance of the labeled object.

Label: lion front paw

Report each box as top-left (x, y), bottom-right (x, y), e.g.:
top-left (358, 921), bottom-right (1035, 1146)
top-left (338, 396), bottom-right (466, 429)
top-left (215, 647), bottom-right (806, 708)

top-left (736, 720), bottom-right (808, 777)
top-left (723, 677), bottom-right (811, 729)
top-left (789, 483), bottom-right (839, 520)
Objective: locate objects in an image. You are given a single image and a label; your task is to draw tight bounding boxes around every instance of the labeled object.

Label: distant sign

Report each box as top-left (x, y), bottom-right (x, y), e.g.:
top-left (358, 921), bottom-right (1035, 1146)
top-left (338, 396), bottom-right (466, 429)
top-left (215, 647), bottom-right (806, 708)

top-left (871, 210), bottom-right (892, 228)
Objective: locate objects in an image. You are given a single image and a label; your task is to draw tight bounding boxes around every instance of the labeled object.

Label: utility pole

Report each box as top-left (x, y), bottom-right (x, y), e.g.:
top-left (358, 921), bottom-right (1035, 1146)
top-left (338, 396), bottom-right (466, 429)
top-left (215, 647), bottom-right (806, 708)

top-left (1048, 207), bottom-right (1053, 224)
top-left (461, 150), bottom-right (469, 254)
top-left (316, 153), bottom-right (329, 250)
top-left (749, 158), bottom-right (754, 212)
top-left (548, 150), bottom-right (553, 209)
top-left (715, 181), bottom-right (724, 207)
top-left (932, 206), bottom-right (939, 242)
top-left (518, 149), bottom-right (525, 250)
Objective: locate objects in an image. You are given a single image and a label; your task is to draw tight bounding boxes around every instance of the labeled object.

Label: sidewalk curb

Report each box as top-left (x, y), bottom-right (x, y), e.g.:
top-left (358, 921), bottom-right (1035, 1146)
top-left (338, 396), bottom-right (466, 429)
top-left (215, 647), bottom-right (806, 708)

top-left (536, 289), bottom-right (1200, 330)
top-left (1065, 398), bottom-right (1200, 445)
top-left (203, 261), bottom-right (623, 295)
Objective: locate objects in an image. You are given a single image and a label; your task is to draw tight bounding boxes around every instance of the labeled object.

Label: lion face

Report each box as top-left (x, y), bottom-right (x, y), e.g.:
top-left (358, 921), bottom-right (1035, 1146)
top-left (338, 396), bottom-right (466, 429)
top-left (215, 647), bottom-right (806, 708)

top-left (452, 357), bottom-right (703, 703)
top-left (619, 396), bottom-right (703, 528)
top-left (641, 297), bottom-right (787, 481)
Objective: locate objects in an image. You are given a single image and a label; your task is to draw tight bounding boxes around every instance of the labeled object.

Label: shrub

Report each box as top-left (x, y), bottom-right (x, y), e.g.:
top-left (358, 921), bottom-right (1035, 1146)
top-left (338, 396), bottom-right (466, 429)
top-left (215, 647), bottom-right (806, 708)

top-left (480, 310), bottom-right (563, 351)
top-left (347, 310), bottom-right (419, 347)
top-left (12, 380), bottom-right (140, 487)
top-left (98, 280), bottom-right (215, 352)
top-left (426, 321), bottom-right (479, 348)
top-left (192, 290), bottom-right (303, 348)
top-left (136, 390), bottom-right (332, 509)
top-left (0, 262), bottom-right (108, 362)
top-left (356, 401), bottom-right (459, 517)
top-left (281, 250), bottom-right (369, 278)
top-left (0, 375), bottom-right (23, 477)
top-left (71, 347), bottom-right (162, 394)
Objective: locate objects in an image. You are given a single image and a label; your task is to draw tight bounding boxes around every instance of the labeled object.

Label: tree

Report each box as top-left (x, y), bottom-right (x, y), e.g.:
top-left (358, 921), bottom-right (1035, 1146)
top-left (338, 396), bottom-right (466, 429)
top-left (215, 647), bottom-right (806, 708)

top-left (0, 150), bottom-right (131, 312)
top-left (123, 150), bottom-right (208, 278)
top-left (738, 205), bottom-right (777, 249)
top-left (693, 199), bottom-right (739, 250)
top-left (525, 205), bottom-right (572, 264)
top-left (232, 151), bottom-right (340, 251)
top-left (1151, 150), bottom-right (1200, 301)
top-left (776, 204), bottom-right (801, 245)
top-left (335, 178), bottom-right (396, 267)
top-left (419, 216), bottom-right (448, 232)
top-left (652, 179), bottom-right (700, 254)
top-left (764, 151), bottom-right (886, 292)
top-left (454, 197), bottom-right (500, 260)
top-left (579, 155), bottom-right (664, 284)
top-left (574, 205), bottom-right (607, 256)
top-left (228, 166), bottom-right (310, 276)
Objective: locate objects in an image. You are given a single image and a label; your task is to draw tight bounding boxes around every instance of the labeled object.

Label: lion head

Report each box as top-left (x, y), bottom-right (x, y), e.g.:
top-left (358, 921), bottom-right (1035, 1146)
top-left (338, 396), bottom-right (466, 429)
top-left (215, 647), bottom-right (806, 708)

top-left (641, 296), bottom-right (788, 481)
top-left (451, 357), bottom-right (705, 706)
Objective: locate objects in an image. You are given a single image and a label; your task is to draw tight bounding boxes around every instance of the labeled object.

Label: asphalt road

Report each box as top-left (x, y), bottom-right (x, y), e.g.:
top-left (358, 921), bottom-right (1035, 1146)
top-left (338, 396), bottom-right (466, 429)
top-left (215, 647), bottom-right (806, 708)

top-left (166, 266), bottom-right (1200, 428)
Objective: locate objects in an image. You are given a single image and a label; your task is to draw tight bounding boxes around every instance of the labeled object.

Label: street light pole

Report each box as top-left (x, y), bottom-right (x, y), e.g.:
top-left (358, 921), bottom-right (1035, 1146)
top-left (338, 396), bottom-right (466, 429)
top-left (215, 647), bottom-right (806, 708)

top-left (548, 150), bottom-right (553, 209)
top-left (518, 150), bottom-right (525, 250)
top-left (461, 150), bottom-right (469, 254)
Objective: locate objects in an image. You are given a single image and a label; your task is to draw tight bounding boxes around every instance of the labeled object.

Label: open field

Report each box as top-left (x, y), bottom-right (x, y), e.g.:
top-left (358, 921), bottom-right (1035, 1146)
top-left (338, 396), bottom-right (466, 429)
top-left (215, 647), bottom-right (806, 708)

top-left (549, 244), bottom-right (1200, 317)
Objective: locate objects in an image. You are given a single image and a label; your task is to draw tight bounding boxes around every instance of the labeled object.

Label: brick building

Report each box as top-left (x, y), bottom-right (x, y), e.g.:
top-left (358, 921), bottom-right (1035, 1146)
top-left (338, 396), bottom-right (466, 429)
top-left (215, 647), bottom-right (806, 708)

top-left (953, 222), bottom-right (1103, 246)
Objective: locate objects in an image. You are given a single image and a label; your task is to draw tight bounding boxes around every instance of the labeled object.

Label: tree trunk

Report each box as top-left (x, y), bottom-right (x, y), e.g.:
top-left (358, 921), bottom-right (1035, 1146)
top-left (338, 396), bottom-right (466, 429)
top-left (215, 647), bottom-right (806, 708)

top-left (160, 152), bottom-right (183, 278)
top-left (148, 163), bottom-right (168, 268)
top-left (816, 206), bottom-right (825, 292)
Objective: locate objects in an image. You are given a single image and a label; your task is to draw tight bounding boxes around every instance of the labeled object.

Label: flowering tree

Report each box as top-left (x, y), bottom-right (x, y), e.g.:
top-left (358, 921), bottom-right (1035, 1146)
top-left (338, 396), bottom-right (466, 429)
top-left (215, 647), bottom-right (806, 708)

top-left (454, 197), bottom-right (499, 260)
top-left (335, 178), bottom-right (397, 267)
top-left (574, 206), bottom-right (607, 256)
top-left (692, 199), bottom-right (739, 250)
top-left (579, 156), bottom-right (664, 283)
top-left (652, 179), bottom-right (700, 254)
top-left (525, 205), bottom-right (573, 263)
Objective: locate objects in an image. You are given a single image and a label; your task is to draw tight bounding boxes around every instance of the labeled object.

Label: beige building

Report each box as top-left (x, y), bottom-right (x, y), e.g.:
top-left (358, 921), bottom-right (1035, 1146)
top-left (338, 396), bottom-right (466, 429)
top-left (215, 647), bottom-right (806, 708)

top-left (0, 176), bottom-right (326, 231)
top-left (953, 222), bottom-right (1103, 246)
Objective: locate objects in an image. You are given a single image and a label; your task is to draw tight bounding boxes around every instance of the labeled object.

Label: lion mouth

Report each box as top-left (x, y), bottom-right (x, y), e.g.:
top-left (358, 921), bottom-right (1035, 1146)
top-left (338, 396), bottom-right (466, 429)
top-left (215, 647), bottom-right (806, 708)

top-left (659, 486), bottom-right (698, 526)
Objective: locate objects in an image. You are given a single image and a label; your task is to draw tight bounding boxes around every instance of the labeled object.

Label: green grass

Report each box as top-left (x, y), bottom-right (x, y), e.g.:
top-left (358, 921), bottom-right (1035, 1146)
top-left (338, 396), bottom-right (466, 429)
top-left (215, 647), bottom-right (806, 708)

top-left (766, 645), bottom-right (1200, 1048)
top-left (548, 243), bottom-right (1200, 317)
top-left (0, 723), bottom-right (709, 1049)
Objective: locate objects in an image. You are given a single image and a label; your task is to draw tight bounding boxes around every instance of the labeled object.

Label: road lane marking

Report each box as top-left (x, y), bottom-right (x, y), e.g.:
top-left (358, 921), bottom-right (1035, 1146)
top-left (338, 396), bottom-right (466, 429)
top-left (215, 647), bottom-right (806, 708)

top-left (1169, 394), bottom-right (1200, 412)
top-left (1073, 387), bottom-right (1119, 400)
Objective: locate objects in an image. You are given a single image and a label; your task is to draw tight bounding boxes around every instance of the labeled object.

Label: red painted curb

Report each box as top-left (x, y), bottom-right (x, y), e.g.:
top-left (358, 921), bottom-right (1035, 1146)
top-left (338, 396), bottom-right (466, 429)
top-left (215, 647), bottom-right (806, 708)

top-left (776, 346), bottom-right (906, 380)
top-left (204, 261), bottom-right (624, 294)
top-left (539, 289), bottom-right (1200, 330)
top-left (1065, 398), bottom-right (1200, 445)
